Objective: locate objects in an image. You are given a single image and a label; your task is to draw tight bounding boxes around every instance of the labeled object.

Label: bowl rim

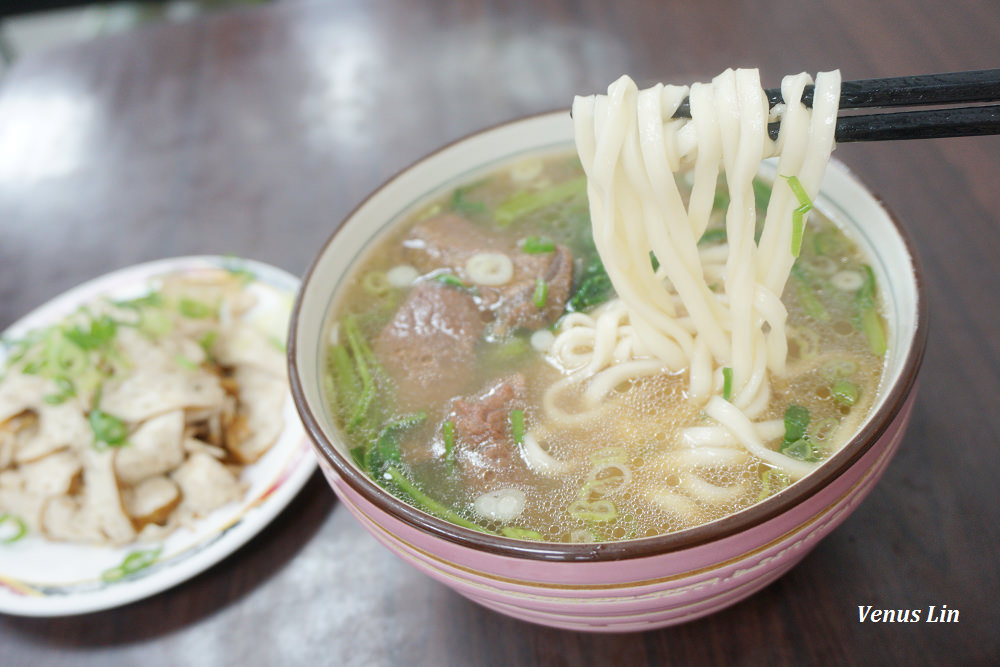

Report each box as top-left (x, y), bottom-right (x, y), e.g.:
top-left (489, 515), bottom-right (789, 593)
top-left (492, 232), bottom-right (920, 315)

top-left (288, 110), bottom-right (929, 562)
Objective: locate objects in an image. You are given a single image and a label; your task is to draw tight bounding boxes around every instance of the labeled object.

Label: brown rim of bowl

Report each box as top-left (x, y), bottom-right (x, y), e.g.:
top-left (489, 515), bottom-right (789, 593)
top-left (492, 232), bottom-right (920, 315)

top-left (287, 110), bottom-right (929, 563)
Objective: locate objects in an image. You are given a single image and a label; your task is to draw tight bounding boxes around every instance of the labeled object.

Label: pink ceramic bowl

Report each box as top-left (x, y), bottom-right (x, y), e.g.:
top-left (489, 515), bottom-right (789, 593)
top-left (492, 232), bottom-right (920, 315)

top-left (288, 112), bottom-right (927, 632)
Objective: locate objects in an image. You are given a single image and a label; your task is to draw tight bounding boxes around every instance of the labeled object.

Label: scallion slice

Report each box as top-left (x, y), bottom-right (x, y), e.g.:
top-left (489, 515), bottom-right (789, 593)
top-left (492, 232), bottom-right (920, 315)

top-left (783, 175), bottom-right (813, 257)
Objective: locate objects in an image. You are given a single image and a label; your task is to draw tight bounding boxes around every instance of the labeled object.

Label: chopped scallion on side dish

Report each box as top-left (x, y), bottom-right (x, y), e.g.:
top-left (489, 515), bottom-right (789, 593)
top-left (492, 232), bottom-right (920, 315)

top-left (89, 406), bottom-right (129, 449)
top-left (178, 297), bottom-right (214, 319)
top-left (0, 514), bottom-right (28, 544)
top-left (101, 547), bottom-right (162, 582)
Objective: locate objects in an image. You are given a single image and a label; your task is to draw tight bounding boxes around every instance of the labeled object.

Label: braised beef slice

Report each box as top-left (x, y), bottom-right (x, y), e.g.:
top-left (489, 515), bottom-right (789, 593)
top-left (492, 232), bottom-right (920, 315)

top-left (452, 373), bottom-right (528, 493)
top-left (373, 281), bottom-right (486, 411)
top-left (406, 214), bottom-right (573, 334)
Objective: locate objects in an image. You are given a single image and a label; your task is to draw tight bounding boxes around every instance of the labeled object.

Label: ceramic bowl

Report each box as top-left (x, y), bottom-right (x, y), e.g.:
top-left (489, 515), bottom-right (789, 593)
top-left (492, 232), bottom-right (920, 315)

top-left (288, 111), bottom-right (927, 632)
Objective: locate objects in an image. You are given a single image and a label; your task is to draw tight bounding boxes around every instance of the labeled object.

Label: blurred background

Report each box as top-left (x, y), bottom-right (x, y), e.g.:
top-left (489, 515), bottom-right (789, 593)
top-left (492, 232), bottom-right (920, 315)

top-left (0, 1), bottom-right (268, 75)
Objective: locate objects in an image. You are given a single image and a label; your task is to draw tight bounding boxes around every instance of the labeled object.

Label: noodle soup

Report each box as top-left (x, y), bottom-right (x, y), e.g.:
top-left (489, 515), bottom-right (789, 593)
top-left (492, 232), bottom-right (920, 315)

top-left (322, 152), bottom-right (887, 542)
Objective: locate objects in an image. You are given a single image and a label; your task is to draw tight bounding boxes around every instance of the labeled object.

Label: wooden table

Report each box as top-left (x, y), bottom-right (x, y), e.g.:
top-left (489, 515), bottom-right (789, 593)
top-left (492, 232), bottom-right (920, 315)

top-left (1, 1), bottom-right (998, 664)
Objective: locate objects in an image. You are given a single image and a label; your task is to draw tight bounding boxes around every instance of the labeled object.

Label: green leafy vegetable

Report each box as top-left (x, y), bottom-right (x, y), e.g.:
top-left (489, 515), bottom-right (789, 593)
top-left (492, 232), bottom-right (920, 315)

top-left (568, 257), bottom-right (613, 312)
top-left (365, 412), bottom-right (427, 476)
top-left (442, 420), bottom-right (456, 471)
top-left (450, 182), bottom-right (487, 217)
top-left (494, 176), bottom-right (587, 226)
top-left (383, 466), bottom-right (486, 532)
top-left (64, 314), bottom-right (118, 350)
top-left (522, 235), bottom-right (556, 254)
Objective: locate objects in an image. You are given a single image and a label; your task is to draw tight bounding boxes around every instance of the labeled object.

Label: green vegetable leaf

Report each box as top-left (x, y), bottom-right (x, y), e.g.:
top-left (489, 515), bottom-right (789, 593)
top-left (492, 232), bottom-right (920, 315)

top-left (494, 176), bottom-right (586, 226)
top-left (64, 315), bottom-right (118, 350)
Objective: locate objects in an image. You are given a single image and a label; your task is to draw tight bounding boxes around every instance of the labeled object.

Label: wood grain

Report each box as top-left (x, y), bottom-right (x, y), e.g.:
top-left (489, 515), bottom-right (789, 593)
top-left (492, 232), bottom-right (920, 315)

top-left (1, 1), bottom-right (998, 664)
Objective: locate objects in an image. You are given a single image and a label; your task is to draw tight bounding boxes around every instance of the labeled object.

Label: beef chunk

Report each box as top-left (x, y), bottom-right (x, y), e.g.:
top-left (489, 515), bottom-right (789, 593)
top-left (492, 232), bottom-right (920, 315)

top-left (374, 281), bottom-right (487, 411)
top-left (406, 214), bottom-right (573, 334)
top-left (452, 374), bottom-right (528, 493)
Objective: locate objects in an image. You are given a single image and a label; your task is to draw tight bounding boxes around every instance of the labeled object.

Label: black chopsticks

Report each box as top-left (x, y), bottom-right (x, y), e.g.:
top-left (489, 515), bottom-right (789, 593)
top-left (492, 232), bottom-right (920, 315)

top-left (672, 68), bottom-right (1000, 143)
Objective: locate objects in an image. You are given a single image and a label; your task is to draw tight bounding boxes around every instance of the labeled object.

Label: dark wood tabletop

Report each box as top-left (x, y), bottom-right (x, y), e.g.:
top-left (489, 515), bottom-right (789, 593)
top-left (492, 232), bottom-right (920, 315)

top-left (1, 1), bottom-right (998, 664)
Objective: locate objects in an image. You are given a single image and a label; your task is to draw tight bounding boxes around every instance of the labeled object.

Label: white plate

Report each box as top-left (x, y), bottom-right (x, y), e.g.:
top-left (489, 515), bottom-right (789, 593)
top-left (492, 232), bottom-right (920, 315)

top-left (0, 256), bottom-right (315, 617)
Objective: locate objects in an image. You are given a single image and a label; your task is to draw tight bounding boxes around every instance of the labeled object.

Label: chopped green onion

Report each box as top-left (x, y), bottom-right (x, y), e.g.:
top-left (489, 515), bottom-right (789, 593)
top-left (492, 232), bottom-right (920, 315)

top-left (500, 526), bottom-right (543, 540)
top-left (0, 514), bottom-right (28, 544)
top-left (783, 175), bottom-right (813, 257)
top-left (43, 376), bottom-right (76, 405)
top-left (853, 265), bottom-right (886, 356)
top-left (178, 297), bottom-right (214, 319)
top-left (782, 438), bottom-right (816, 461)
top-left (174, 354), bottom-right (199, 371)
top-left (101, 547), bottom-right (162, 582)
top-left (782, 404), bottom-right (810, 447)
top-left (567, 499), bottom-right (618, 522)
top-left (510, 409), bottom-right (525, 445)
top-left (756, 468), bottom-right (790, 501)
top-left (831, 380), bottom-right (859, 406)
top-left (532, 278), bottom-right (548, 309)
top-left (790, 265), bottom-right (830, 322)
top-left (522, 235), bottom-right (556, 254)
top-left (433, 273), bottom-right (473, 291)
top-left (494, 176), bottom-right (587, 226)
top-left (89, 407), bottom-right (129, 449)
top-left (722, 367), bottom-right (733, 401)
top-left (113, 291), bottom-right (164, 310)
top-left (198, 330), bottom-right (218, 356)
top-left (361, 271), bottom-right (392, 296)
top-left (383, 466), bottom-right (486, 532)
top-left (64, 314), bottom-right (117, 350)
top-left (268, 335), bottom-right (286, 352)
